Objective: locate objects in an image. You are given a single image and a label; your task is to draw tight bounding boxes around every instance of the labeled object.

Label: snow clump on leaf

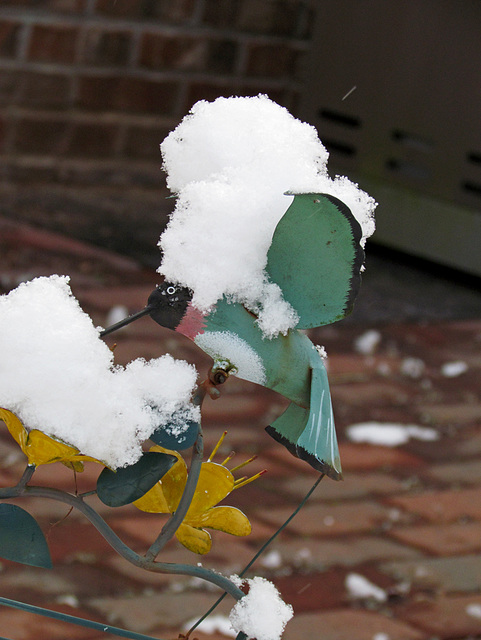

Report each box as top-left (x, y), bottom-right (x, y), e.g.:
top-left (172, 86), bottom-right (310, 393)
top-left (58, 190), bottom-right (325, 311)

top-left (0, 276), bottom-right (199, 468)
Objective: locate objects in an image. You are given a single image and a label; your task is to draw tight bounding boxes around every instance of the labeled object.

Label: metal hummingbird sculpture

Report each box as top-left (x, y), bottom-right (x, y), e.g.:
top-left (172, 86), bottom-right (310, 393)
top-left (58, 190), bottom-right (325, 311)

top-left (0, 191), bottom-right (365, 640)
top-left (102, 193), bottom-right (365, 480)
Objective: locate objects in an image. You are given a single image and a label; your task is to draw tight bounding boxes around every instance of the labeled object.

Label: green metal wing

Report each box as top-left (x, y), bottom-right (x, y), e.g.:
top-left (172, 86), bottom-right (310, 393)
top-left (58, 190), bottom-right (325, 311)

top-left (266, 193), bottom-right (364, 329)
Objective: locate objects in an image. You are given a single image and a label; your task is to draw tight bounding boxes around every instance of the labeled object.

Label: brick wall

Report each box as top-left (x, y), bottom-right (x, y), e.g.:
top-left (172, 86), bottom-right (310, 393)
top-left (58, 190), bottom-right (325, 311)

top-left (0, 0), bottom-right (314, 263)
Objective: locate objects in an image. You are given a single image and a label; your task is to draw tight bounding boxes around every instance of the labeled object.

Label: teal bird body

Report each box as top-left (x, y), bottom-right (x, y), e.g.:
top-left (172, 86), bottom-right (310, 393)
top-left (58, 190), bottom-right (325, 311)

top-left (190, 295), bottom-right (341, 478)
top-left (102, 193), bottom-right (364, 480)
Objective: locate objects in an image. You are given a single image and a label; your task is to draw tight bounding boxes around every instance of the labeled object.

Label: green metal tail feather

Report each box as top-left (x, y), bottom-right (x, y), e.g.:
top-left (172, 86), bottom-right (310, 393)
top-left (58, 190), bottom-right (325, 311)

top-left (265, 354), bottom-right (342, 481)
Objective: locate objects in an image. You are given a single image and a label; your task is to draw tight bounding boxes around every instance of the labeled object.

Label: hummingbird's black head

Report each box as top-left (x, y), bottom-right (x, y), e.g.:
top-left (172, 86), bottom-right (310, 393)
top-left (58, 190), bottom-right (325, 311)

top-left (147, 282), bottom-right (193, 330)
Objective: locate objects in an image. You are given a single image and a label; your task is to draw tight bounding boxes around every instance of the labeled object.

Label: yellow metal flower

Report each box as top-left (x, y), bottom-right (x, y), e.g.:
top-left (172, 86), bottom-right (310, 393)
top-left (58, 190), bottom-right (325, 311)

top-left (134, 432), bottom-right (265, 554)
top-left (0, 407), bottom-right (101, 471)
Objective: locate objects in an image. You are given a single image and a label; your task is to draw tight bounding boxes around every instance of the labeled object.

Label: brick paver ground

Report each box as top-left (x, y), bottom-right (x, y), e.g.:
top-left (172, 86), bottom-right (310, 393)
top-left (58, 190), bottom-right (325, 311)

top-left (0, 219), bottom-right (480, 640)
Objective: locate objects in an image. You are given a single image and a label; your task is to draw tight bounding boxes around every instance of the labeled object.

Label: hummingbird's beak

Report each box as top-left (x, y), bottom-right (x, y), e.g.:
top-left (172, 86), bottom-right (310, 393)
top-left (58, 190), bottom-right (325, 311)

top-left (99, 305), bottom-right (154, 337)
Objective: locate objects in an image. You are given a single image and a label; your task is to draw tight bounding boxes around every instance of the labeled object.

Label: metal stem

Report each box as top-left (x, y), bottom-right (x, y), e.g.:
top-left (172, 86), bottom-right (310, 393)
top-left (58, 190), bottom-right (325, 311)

top-left (144, 379), bottom-right (214, 560)
top-left (17, 464), bottom-right (36, 488)
top-left (0, 484), bottom-right (245, 601)
top-left (145, 427), bottom-right (203, 561)
top-left (0, 596), bottom-right (165, 640)
top-left (185, 473), bottom-right (326, 638)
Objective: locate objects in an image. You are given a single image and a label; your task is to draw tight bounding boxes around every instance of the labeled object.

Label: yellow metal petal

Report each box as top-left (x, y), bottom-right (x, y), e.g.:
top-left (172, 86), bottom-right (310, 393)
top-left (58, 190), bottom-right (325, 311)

top-left (186, 462), bottom-right (234, 517)
top-left (25, 430), bottom-right (81, 466)
top-left (175, 523), bottom-right (212, 555)
top-left (149, 446), bottom-right (188, 513)
top-left (62, 460), bottom-right (85, 472)
top-left (194, 506), bottom-right (251, 537)
top-left (0, 408), bottom-right (28, 453)
top-left (62, 455), bottom-right (104, 471)
top-left (133, 481), bottom-right (170, 513)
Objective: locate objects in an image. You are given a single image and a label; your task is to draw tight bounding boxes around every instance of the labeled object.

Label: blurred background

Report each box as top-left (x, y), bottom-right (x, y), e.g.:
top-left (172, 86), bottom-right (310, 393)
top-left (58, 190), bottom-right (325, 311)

top-left (1, 3), bottom-right (481, 639)
top-left (0, 0), bottom-right (480, 323)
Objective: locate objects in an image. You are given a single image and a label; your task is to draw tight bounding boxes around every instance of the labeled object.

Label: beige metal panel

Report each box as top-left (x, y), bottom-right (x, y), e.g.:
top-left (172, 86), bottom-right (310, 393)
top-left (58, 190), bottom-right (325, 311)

top-left (298, 0), bottom-right (481, 275)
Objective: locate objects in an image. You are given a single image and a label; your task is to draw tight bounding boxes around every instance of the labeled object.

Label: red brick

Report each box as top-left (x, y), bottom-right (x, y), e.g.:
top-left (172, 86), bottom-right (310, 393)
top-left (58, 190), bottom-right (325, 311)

top-left (282, 470), bottom-right (408, 502)
top-left (101, 337), bottom-right (172, 367)
top-left (338, 442), bottom-right (425, 471)
top-left (380, 554), bottom-right (481, 593)
top-left (399, 594), bottom-right (481, 638)
top-left (46, 521), bottom-right (114, 563)
top-left (140, 35), bottom-right (239, 74)
top-left (273, 535), bottom-right (422, 571)
top-left (150, 0), bottom-right (197, 23)
top-left (76, 284), bottom-right (161, 312)
top-left (239, 85), bottom-right (289, 107)
top-left (107, 514), bottom-right (166, 547)
top-left (245, 516), bottom-right (278, 542)
top-left (0, 20), bottom-right (21, 58)
top-left (0, 605), bottom-right (104, 640)
top-left (95, 0), bottom-right (196, 21)
top-left (283, 608), bottom-right (424, 640)
top-left (89, 590), bottom-right (232, 634)
top-left (123, 123), bottom-right (173, 160)
top-left (263, 444), bottom-right (322, 475)
top-left (201, 392), bottom-right (270, 426)
top-left (82, 28), bottom-right (132, 67)
top-left (78, 75), bottom-right (179, 115)
top-left (202, 0), bottom-right (312, 38)
top-left (202, 0), bottom-right (238, 29)
top-left (184, 82), bottom-right (237, 112)
top-left (0, 70), bottom-right (21, 107)
top-left (102, 553), bottom-right (173, 587)
top-left (244, 1), bottom-right (311, 37)
top-left (19, 71), bottom-right (72, 110)
top-left (0, 0), bottom-right (86, 10)
top-left (66, 122), bottom-right (120, 158)
top-left (387, 487), bottom-right (481, 523)
top-left (13, 117), bottom-right (69, 155)
top-left (1, 159), bottom-right (57, 183)
top-left (201, 421), bottom-right (271, 453)
top-left (246, 43), bottom-right (299, 78)
top-left (426, 458), bottom-right (481, 484)
top-left (389, 521), bottom-right (481, 556)
top-left (140, 33), bottom-right (207, 71)
top-left (332, 380), bottom-right (411, 406)
top-left (327, 352), bottom-right (403, 378)
top-left (274, 569), bottom-right (347, 612)
top-left (27, 24), bottom-right (78, 64)
top-left (94, 0), bottom-right (146, 17)
top-left (0, 114), bottom-right (9, 154)
top-left (416, 402), bottom-right (481, 425)
top-left (206, 39), bottom-right (239, 74)
top-left (257, 500), bottom-right (393, 537)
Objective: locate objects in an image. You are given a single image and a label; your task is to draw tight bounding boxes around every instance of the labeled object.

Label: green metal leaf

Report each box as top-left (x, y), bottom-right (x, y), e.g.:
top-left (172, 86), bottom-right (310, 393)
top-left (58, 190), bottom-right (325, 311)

top-left (150, 420), bottom-right (199, 450)
top-left (266, 193), bottom-right (365, 328)
top-left (0, 504), bottom-right (52, 568)
top-left (97, 451), bottom-right (178, 507)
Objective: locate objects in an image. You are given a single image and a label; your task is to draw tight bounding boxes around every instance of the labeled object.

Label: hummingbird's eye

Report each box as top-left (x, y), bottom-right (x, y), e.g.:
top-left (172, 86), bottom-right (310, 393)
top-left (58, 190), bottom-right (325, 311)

top-left (166, 286), bottom-right (177, 295)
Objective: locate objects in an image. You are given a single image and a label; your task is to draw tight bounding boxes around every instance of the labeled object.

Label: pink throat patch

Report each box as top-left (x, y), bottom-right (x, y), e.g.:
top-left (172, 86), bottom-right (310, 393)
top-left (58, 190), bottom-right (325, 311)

top-left (175, 303), bottom-right (207, 340)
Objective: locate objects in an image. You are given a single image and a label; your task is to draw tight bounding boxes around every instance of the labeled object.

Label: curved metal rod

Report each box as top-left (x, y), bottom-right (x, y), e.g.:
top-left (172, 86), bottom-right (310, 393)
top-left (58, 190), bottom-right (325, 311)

top-left (186, 473), bottom-right (326, 638)
top-left (0, 483), bottom-right (244, 601)
top-left (145, 426), bottom-right (203, 561)
top-left (144, 376), bottom-right (224, 561)
top-left (0, 595), bottom-right (166, 640)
